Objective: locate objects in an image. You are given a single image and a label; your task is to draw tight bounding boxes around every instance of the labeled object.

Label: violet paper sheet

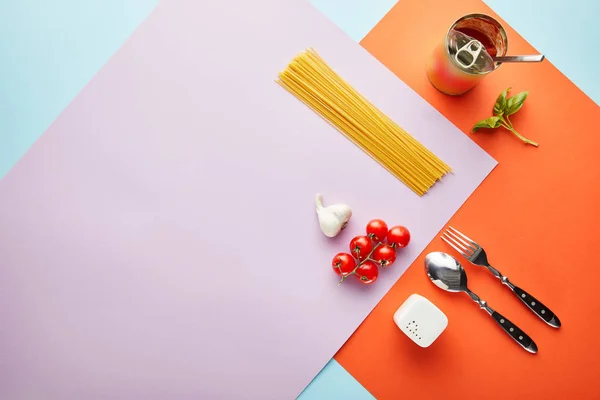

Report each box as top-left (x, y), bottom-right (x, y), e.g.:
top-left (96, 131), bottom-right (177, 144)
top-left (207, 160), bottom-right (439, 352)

top-left (0, 0), bottom-right (496, 398)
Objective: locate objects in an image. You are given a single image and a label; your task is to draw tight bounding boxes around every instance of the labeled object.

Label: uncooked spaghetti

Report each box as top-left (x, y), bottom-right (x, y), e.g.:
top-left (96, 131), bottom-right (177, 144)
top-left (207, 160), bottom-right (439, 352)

top-left (276, 48), bottom-right (451, 196)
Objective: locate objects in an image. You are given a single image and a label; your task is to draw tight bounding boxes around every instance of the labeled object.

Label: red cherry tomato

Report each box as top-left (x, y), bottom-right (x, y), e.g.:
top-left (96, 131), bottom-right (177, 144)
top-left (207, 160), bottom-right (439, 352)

top-left (387, 226), bottom-right (410, 248)
top-left (355, 260), bottom-right (379, 284)
top-left (366, 219), bottom-right (388, 242)
top-left (372, 245), bottom-right (396, 267)
top-left (349, 235), bottom-right (373, 259)
top-left (331, 253), bottom-right (356, 276)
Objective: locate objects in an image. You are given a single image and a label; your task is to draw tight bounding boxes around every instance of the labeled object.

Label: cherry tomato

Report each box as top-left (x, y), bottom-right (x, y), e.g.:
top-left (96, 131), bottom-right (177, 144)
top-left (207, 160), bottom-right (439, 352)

top-left (349, 235), bottom-right (373, 259)
top-left (331, 253), bottom-right (356, 276)
top-left (366, 219), bottom-right (388, 242)
top-left (387, 226), bottom-right (410, 248)
top-left (355, 260), bottom-right (379, 284)
top-left (372, 245), bottom-right (396, 267)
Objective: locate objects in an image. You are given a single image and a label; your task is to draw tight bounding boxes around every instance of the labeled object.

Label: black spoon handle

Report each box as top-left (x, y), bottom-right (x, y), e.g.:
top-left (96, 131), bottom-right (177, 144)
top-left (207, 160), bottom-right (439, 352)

top-left (491, 310), bottom-right (538, 354)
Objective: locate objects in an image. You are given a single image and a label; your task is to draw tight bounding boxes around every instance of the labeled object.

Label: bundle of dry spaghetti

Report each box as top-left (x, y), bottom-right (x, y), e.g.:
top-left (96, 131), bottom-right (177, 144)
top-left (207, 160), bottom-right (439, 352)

top-left (276, 48), bottom-right (451, 196)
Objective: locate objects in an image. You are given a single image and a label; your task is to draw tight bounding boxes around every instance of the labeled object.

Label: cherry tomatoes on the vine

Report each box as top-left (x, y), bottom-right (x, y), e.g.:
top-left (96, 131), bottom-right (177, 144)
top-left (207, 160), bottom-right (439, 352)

top-left (355, 260), bottom-right (379, 284)
top-left (366, 219), bottom-right (388, 242)
top-left (331, 253), bottom-right (356, 276)
top-left (372, 245), bottom-right (396, 267)
top-left (349, 235), bottom-right (373, 259)
top-left (387, 226), bottom-right (410, 248)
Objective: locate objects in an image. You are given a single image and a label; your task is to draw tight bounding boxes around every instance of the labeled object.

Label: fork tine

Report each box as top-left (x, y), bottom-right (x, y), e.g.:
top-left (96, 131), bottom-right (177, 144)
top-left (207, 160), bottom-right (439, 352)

top-left (445, 229), bottom-right (478, 254)
top-left (441, 231), bottom-right (466, 251)
top-left (448, 226), bottom-right (477, 246)
top-left (441, 233), bottom-right (469, 258)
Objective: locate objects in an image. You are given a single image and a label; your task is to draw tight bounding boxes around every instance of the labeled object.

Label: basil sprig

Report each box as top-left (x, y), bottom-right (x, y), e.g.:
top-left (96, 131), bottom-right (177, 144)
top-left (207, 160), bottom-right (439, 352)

top-left (472, 87), bottom-right (538, 147)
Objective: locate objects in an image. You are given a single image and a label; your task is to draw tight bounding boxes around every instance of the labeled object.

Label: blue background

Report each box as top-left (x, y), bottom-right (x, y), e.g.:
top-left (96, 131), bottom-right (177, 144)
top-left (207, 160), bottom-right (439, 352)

top-left (1, 0), bottom-right (598, 398)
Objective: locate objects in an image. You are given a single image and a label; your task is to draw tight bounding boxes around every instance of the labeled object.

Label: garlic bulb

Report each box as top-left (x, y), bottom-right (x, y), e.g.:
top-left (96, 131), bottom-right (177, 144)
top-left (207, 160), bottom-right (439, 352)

top-left (315, 194), bottom-right (352, 238)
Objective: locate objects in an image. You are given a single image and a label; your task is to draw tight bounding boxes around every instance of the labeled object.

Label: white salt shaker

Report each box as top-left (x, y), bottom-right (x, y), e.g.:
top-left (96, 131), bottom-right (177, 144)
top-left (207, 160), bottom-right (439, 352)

top-left (393, 293), bottom-right (448, 347)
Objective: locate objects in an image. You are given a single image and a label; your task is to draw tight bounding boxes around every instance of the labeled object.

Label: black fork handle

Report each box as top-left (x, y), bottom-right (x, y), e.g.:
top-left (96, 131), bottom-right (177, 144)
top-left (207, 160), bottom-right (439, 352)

top-left (512, 285), bottom-right (561, 328)
top-left (487, 264), bottom-right (561, 328)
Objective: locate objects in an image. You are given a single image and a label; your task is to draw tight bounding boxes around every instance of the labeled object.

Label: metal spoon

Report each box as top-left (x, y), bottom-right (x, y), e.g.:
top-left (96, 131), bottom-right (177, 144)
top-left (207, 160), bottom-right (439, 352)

top-left (425, 252), bottom-right (538, 354)
top-left (493, 54), bottom-right (545, 63)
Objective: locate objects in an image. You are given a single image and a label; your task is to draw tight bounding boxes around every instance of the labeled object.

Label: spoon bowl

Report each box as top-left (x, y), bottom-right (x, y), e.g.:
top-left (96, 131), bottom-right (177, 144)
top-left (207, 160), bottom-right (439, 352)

top-left (425, 252), bottom-right (468, 292)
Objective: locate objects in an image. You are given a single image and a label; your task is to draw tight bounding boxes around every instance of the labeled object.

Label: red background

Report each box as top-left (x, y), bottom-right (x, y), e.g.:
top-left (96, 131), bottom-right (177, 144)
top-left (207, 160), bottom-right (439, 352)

top-left (335, 0), bottom-right (600, 398)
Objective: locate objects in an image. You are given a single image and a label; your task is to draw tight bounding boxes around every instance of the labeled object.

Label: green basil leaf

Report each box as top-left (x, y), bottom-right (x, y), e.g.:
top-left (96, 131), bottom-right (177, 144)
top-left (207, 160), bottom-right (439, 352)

top-left (506, 91), bottom-right (528, 116)
top-left (472, 116), bottom-right (502, 132)
top-left (493, 87), bottom-right (510, 116)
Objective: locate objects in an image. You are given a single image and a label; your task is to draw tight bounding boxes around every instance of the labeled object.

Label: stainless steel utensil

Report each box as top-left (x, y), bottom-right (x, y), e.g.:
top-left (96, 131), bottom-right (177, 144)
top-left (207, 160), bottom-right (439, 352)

top-left (442, 226), bottom-right (561, 328)
top-left (425, 252), bottom-right (538, 353)
top-left (492, 54), bottom-right (545, 63)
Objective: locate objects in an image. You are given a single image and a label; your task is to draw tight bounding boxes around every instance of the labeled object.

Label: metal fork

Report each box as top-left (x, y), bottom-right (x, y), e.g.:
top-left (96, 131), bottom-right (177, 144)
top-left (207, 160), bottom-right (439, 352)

top-left (441, 226), bottom-right (561, 328)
